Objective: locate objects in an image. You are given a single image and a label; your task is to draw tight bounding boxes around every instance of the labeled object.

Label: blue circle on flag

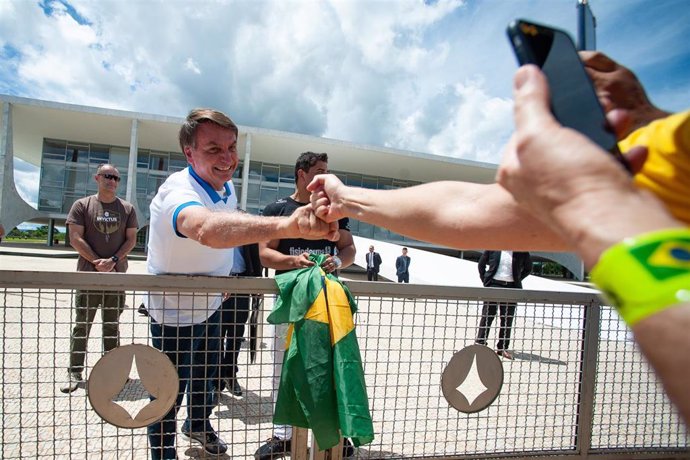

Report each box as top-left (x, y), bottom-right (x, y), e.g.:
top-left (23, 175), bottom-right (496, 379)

top-left (670, 247), bottom-right (690, 261)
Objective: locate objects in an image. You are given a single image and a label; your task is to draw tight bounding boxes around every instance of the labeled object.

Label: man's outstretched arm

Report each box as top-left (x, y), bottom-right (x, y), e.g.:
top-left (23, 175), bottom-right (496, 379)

top-left (308, 177), bottom-right (567, 251)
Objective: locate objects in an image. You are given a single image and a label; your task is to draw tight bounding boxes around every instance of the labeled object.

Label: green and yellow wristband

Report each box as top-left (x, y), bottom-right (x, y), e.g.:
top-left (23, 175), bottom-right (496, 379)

top-left (590, 228), bottom-right (690, 326)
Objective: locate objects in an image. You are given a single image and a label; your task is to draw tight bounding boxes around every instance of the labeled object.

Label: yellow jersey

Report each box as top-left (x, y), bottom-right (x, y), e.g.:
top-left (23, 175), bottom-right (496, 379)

top-left (619, 110), bottom-right (690, 225)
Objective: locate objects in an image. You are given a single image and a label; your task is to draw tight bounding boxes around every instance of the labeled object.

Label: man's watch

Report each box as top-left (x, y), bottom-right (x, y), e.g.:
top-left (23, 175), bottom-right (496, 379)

top-left (111, 255), bottom-right (119, 263)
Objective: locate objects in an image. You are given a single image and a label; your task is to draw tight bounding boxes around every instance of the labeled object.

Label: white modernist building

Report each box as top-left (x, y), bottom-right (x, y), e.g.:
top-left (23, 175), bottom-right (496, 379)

top-left (0, 94), bottom-right (583, 278)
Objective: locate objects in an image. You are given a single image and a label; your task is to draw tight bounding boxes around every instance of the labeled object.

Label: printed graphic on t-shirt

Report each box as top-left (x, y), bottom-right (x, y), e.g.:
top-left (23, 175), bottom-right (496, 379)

top-left (288, 246), bottom-right (334, 256)
top-left (93, 210), bottom-right (121, 242)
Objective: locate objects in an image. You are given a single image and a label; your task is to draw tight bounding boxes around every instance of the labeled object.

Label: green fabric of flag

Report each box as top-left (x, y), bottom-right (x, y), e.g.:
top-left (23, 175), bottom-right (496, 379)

top-left (267, 253), bottom-right (374, 450)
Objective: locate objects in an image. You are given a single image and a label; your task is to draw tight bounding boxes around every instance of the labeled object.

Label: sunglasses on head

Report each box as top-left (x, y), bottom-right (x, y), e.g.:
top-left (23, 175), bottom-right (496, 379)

top-left (99, 173), bottom-right (121, 182)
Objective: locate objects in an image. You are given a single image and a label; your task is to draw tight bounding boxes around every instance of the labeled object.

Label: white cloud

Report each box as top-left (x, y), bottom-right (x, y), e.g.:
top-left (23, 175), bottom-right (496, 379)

top-left (184, 58), bottom-right (202, 75)
top-left (390, 78), bottom-right (513, 161)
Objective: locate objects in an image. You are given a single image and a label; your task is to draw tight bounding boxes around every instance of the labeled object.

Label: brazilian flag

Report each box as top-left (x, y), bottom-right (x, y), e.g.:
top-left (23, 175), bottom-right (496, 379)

top-left (268, 254), bottom-right (374, 450)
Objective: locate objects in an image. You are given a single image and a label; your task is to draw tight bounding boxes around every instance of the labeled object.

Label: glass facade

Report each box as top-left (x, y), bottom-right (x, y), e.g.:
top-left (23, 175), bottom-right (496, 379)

top-left (39, 138), bottom-right (420, 244)
top-left (135, 148), bottom-right (188, 220)
top-left (39, 139), bottom-right (119, 213)
top-left (39, 139), bottom-right (185, 220)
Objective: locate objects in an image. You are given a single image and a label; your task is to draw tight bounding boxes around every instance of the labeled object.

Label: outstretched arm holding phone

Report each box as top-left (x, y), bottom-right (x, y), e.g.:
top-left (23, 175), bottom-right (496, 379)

top-left (498, 64), bottom-right (690, 425)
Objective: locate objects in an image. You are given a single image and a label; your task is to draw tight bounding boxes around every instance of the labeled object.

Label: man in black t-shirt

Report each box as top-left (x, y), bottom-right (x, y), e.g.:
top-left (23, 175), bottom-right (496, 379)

top-left (256, 151), bottom-right (356, 460)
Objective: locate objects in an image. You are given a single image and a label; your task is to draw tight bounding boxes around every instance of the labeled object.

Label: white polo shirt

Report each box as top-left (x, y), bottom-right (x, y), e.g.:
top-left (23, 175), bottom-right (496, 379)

top-left (146, 166), bottom-right (237, 326)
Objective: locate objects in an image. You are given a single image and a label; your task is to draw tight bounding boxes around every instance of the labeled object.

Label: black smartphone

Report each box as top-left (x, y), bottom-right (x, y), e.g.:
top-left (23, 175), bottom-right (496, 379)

top-left (506, 19), bottom-right (630, 170)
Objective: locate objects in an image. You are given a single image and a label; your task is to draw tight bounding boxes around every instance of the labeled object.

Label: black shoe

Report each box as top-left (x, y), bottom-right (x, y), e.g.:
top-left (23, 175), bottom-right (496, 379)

top-left (343, 438), bottom-right (355, 458)
top-left (229, 379), bottom-right (242, 397)
top-left (138, 303), bottom-right (149, 317)
top-left (180, 428), bottom-right (228, 456)
top-left (255, 436), bottom-right (291, 460)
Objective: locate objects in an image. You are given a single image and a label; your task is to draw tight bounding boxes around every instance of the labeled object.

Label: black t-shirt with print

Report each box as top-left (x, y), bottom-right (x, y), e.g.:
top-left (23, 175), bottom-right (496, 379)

top-left (262, 196), bottom-right (350, 275)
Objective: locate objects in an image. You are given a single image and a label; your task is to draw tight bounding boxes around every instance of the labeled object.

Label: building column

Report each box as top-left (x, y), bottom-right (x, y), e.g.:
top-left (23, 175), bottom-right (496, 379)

top-left (240, 132), bottom-right (252, 212)
top-left (126, 118), bottom-right (146, 228)
top-left (47, 218), bottom-right (55, 246)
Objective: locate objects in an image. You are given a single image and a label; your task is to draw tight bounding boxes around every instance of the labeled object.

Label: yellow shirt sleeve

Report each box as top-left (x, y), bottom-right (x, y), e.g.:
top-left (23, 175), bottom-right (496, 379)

top-left (619, 110), bottom-right (690, 225)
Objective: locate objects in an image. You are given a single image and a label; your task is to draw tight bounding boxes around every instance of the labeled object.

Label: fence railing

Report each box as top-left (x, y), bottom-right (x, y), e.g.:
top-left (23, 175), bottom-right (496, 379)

top-left (0, 270), bottom-right (687, 459)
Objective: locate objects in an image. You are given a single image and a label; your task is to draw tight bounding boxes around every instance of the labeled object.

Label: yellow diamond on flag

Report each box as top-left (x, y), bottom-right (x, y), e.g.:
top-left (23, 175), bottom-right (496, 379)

top-left (648, 241), bottom-right (690, 270)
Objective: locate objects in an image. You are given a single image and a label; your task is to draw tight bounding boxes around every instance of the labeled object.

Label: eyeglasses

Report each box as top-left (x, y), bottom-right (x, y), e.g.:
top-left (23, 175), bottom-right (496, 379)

top-left (99, 173), bottom-right (121, 182)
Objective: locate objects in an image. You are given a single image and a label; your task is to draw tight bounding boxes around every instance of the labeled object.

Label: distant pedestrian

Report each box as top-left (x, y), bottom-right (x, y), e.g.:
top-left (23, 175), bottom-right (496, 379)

top-left (366, 245), bottom-right (382, 281)
top-left (61, 164), bottom-right (138, 393)
top-left (475, 250), bottom-right (532, 360)
top-left (0, 223), bottom-right (5, 243)
top-left (395, 247), bottom-right (411, 283)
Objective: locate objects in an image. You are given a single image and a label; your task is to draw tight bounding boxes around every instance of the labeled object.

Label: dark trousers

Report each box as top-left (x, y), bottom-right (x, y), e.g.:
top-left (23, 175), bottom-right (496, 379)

top-left (397, 272), bottom-right (409, 283)
top-left (219, 294), bottom-right (250, 385)
top-left (475, 281), bottom-right (518, 351)
top-left (147, 309), bottom-right (221, 460)
top-left (367, 269), bottom-right (379, 281)
top-left (68, 290), bottom-right (125, 374)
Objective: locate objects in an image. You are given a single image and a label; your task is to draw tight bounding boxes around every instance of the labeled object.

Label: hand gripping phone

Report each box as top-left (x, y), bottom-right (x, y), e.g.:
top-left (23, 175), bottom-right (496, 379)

top-left (506, 19), bottom-right (630, 171)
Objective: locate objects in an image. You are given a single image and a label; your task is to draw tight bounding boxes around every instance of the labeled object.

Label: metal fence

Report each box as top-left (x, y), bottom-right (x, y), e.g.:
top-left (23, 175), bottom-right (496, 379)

top-left (0, 270), bottom-right (688, 459)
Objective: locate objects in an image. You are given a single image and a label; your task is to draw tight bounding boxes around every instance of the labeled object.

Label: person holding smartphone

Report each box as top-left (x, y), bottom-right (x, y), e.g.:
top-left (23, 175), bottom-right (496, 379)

top-left (497, 63), bottom-right (690, 425)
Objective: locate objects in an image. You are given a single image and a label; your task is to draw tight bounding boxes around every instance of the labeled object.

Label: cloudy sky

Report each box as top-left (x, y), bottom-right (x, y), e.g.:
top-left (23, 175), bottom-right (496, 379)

top-left (2, 0), bottom-right (690, 208)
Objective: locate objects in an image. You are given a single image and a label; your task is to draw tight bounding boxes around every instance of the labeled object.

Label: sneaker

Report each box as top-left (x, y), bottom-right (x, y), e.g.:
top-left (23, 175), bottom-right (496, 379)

top-left (255, 436), bottom-right (291, 460)
top-left (60, 372), bottom-right (83, 394)
top-left (343, 438), bottom-right (355, 458)
top-left (226, 378), bottom-right (243, 397)
top-left (180, 428), bottom-right (228, 456)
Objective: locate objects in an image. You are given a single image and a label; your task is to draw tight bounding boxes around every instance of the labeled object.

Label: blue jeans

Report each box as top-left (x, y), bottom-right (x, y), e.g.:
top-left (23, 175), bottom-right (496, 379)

top-left (147, 309), bottom-right (222, 460)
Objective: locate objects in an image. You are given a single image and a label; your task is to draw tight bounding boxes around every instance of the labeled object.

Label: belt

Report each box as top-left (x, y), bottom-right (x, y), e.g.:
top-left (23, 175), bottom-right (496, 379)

top-left (490, 279), bottom-right (515, 287)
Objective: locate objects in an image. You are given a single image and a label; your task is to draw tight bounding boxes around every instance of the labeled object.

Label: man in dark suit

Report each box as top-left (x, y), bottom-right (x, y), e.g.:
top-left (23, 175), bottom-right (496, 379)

top-left (219, 242), bottom-right (263, 397)
top-left (395, 247), bottom-right (411, 283)
top-left (366, 245), bottom-right (383, 281)
top-left (475, 250), bottom-right (532, 360)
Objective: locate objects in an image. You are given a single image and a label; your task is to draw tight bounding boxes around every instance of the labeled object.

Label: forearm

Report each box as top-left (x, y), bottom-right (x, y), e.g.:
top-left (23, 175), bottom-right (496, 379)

top-left (550, 188), bottom-right (682, 269)
top-left (115, 232), bottom-right (137, 259)
top-left (631, 305), bottom-right (690, 425)
top-left (70, 236), bottom-right (100, 264)
top-left (341, 182), bottom-right (567, 251)
top-left (335, 244), bottom-right (356, 269)
top-left (259, 248), bottom-right (304, 271)
top-left (194, 213), bottom-right (292, 249)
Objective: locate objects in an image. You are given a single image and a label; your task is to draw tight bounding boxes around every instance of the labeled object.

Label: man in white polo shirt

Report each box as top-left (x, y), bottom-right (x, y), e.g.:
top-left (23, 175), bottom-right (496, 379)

top-left (145, 108), bottom-right (338, 460)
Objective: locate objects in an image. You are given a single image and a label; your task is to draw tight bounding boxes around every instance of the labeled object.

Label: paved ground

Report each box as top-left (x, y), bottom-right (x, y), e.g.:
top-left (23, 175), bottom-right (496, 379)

top-left (0, 244), bottom-right (688, 459)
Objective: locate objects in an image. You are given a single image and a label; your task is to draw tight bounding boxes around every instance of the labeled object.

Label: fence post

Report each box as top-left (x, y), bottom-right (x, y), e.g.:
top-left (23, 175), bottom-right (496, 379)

top-left (309, 434), bottom-right (343, 460)
top-left (292, 427), bottom-right (309, 460)
top-left (574, 298), bottom-right (602, 457)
